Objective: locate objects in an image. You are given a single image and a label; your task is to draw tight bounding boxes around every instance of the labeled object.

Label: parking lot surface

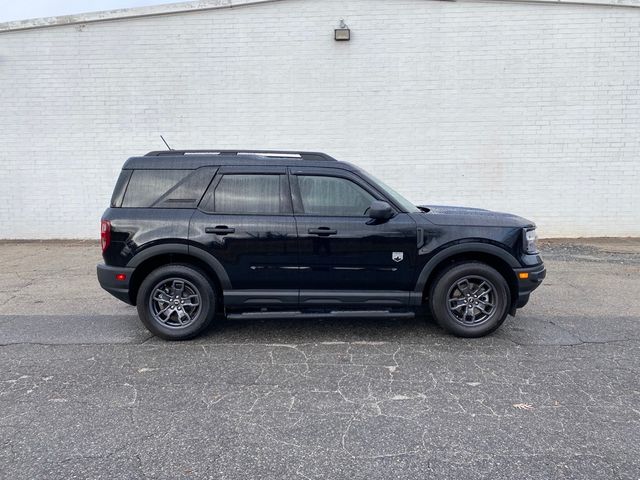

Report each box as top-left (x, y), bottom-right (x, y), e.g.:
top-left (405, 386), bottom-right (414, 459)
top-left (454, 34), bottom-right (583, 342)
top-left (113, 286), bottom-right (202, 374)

top-left (0, 239), bottom-right (639, 479)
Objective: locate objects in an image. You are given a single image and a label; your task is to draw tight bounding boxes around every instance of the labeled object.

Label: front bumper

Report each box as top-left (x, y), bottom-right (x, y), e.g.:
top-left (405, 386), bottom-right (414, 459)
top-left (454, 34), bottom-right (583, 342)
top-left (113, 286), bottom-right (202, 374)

top-left (513, 263), bottom-right (546, 310)
top-left (97, 263), bottom-right (135, 305)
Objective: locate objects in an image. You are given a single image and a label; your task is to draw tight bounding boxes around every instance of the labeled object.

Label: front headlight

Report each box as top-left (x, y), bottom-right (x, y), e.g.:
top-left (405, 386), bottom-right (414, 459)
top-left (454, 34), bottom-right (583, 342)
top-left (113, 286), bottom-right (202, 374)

top-left (523, 228), bottom-right (539, 254)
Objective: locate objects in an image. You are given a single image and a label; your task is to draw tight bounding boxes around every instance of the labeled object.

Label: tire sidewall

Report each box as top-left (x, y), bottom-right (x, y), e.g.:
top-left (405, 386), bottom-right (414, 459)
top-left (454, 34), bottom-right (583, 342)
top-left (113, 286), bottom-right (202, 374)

top-left (137, 264), bottom-right (216, 340)
top-left (429, 262), bottom-right (510, 338)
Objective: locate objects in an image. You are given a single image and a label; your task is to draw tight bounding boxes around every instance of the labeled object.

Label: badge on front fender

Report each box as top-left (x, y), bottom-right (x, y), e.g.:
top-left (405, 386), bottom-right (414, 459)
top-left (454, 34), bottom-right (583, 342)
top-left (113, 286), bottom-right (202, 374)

top-left (392, 252), bottom-right (404, 262)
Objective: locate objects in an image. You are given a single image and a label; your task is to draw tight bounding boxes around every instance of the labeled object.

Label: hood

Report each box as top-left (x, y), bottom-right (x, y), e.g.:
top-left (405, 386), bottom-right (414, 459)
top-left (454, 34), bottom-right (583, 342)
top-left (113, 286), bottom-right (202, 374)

top-left (416, 205), bottom-right (534, 228)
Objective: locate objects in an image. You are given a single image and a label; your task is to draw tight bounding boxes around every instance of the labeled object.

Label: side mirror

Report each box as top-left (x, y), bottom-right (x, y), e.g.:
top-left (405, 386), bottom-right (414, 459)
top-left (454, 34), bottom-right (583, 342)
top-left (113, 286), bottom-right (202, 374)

top-left (368, 201), bottom-right (394, 221)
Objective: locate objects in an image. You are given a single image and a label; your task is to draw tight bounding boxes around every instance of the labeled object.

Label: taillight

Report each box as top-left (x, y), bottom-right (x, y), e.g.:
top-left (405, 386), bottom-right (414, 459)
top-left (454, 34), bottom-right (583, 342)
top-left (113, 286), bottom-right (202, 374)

top-left (101, 220), bottom-right (111, 252)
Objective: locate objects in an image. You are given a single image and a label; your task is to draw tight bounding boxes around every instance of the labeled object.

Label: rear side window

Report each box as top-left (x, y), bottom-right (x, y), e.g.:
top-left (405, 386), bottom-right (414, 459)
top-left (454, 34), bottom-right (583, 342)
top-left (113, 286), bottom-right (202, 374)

top-left (208, 174), bottom-right (283, 214)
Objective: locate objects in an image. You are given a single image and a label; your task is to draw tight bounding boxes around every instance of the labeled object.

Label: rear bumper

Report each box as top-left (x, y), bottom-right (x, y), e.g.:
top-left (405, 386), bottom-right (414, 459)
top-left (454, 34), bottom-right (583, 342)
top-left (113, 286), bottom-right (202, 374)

top-left (97, 264), bottom-right (135, 305)
top-left (513, 263), bottom-right (546, 310)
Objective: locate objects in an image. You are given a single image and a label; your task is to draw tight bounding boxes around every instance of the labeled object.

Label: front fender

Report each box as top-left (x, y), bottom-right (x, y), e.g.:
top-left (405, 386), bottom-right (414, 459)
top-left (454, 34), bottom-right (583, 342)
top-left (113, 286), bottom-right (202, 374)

top-left (414, 241), bottom-right (520, 293)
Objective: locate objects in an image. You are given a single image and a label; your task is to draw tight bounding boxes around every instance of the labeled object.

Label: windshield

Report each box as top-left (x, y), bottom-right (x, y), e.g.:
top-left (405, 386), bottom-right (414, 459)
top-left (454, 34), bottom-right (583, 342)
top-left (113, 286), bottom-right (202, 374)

top-left (359, 170), bottom-right (421, 213)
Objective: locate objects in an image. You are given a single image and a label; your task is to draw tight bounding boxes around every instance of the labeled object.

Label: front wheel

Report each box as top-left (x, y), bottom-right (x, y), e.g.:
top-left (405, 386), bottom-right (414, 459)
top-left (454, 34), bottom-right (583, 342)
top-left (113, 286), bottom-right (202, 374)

top-left (429, 262), bottom-right (510, 338)
top-left (136, 264), bottom-right (216, 340)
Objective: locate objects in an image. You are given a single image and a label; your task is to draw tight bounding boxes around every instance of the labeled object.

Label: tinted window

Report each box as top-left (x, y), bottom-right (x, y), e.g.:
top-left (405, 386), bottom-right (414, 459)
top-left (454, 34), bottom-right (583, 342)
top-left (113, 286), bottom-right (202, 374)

top-left (110, 170), bottom-right (132, 207)
top-left (298, 175), bottom-right (375, 216)
top-left (122, 170), bottom-right (190, 208)
top-left (153, 167), bottom-right (217, 209)
top-left (213, 175), bottom-right (282, 214)
top-left (357, 170), bottom-right (420, 213)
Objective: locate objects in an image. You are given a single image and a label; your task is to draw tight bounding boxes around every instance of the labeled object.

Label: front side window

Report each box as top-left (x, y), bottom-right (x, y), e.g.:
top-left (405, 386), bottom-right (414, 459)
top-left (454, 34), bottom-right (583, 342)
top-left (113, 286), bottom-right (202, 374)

top-left (357, 170), bottom-right (420, 213)
top-left (297, 175), bottom-right (375, 216)
top-left (212, 174), bottom-right (282, 214)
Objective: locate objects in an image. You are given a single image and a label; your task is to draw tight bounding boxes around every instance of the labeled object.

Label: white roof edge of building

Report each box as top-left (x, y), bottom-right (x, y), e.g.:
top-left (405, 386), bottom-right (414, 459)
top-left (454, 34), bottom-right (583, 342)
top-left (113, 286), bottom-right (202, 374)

top-left (0, 0), bottom-right (638, 33)
top-left (0, 0), bottom-right (283, 33)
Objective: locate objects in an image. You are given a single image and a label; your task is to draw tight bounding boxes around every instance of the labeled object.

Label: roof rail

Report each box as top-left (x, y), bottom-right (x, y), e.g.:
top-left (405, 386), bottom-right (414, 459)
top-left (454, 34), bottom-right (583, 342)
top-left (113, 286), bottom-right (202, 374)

top-left (144, 150), bottom-right (337, 161)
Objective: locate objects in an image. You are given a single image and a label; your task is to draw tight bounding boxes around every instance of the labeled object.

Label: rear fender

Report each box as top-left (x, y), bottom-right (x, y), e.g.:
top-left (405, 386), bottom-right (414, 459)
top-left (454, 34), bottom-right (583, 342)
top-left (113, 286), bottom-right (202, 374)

top-left (127, 243), bottom-right (231, 289)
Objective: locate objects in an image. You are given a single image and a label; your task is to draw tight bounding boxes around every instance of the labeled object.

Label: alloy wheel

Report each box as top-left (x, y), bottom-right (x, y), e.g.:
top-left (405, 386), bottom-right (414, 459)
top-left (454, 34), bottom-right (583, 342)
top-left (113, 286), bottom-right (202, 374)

top-left (446, 275), bottom-right (497, 326)
top-left (148, 277), bottom-right (202, 328)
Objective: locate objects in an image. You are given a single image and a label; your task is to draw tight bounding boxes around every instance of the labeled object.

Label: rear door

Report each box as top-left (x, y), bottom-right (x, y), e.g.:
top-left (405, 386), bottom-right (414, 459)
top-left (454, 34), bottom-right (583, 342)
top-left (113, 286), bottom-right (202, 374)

top-left (290, 167), bottom-right (418, 304)
top-left (189, 166), bottom-right (299, 305)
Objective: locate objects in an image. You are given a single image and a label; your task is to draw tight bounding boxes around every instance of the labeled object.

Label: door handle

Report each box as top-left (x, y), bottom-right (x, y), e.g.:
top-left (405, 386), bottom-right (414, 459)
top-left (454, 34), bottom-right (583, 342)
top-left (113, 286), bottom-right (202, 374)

top-left (308, 227), bottom-right (337, 236)
top-left (205, 226), bottom-right (235, 235)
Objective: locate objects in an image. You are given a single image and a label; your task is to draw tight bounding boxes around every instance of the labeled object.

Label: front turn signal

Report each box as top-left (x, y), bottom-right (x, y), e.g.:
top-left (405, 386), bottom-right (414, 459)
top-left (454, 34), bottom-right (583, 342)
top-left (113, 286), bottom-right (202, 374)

top-left (518, 272), bottom-right (529, 280)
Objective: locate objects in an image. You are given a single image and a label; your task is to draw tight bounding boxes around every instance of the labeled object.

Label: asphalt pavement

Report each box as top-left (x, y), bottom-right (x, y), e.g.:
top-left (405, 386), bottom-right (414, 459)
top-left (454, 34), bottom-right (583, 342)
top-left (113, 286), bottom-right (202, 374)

top-left (0, 239), bottom-right (638, 479)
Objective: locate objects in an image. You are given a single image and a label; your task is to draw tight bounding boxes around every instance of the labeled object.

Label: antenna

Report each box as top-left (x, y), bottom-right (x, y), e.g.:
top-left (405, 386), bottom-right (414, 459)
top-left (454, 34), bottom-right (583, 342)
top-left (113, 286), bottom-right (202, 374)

top-left (160, 135), bottom-right (173, 150)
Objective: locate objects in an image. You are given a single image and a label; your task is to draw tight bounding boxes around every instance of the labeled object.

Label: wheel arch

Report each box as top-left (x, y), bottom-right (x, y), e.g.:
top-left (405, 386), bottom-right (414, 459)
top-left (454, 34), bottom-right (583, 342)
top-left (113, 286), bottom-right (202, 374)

top-left (416, 243), bottom-right (520, 313)
top-left (126, 244), bottom-right (230, 306)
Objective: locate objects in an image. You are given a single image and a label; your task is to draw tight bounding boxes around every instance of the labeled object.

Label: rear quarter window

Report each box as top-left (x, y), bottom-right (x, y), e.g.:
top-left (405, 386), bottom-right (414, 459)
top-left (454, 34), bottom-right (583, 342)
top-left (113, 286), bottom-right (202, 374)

top-left (121, 170), bottom-right (191, 208)
top-left (152, 167), bottom-right (217, 209)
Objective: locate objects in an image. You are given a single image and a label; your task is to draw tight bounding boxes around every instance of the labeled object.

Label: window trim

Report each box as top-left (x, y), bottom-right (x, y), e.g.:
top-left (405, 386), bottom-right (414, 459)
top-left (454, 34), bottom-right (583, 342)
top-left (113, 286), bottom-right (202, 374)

top-left (289, 168), bottom-right (396, 217)
top-left (198, 172), bottom-right (294, 215)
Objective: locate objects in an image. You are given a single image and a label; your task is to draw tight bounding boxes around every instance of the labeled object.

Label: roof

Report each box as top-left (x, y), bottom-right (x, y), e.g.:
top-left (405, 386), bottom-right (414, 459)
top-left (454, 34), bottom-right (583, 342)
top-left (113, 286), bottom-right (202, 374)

top-left (122, 151), bottom-right (351, 170)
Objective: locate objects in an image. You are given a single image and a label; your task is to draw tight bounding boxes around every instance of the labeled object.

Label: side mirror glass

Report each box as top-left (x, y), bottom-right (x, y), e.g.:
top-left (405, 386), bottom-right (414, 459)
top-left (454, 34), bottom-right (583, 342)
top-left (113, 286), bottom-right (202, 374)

top-left (368, 201), bottom-right (394, 221)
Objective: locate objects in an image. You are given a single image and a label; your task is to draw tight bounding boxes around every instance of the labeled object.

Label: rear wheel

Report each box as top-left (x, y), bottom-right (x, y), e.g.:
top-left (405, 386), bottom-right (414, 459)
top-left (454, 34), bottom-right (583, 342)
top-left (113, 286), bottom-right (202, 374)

top-left (136, 264), bottom-right (216, 340)
top-left (429, 262), bottom-right (510, 337)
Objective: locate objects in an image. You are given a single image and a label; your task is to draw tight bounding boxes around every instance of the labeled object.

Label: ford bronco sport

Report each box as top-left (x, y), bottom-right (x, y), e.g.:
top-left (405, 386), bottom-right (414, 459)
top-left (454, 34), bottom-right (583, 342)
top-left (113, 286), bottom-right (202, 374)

top-left (97, 150), bottom-right (545, 340)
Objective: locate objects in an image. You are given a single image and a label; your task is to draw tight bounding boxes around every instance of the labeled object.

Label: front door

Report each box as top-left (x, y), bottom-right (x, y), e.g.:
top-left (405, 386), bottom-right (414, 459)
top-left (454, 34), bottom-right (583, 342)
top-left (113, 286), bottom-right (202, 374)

top-left (190, 166), bottom-right (299, 305)
top-left (290, 167), bottom-right (418, 305)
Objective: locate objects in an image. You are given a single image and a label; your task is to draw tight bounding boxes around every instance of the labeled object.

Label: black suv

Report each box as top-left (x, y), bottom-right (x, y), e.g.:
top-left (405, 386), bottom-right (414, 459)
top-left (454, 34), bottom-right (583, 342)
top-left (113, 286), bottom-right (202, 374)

top-left (97, 150), bottom-right (545, 340)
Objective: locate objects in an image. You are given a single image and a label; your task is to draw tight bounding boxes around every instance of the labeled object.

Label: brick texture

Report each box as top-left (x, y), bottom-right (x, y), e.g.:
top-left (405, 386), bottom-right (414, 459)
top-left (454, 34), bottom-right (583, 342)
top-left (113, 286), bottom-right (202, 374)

top-left (0, 0), bottom-right (638, 238)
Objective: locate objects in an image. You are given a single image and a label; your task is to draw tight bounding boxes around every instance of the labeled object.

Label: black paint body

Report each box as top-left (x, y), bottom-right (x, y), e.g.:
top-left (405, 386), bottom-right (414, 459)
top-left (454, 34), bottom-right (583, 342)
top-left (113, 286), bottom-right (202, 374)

top-left (98, 153), bottom-right (545, 314)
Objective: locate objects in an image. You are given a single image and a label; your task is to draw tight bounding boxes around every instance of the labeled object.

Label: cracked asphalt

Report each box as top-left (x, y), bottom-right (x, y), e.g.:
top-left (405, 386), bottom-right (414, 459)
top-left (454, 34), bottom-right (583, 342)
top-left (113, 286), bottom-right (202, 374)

top-left (0, 239), bottom-right (638, 479)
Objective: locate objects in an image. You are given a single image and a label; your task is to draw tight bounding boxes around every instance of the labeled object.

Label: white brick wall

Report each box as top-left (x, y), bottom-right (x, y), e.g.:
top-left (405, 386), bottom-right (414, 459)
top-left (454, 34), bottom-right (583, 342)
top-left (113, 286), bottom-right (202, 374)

top-left (0, 0), bottom-right (638, 238)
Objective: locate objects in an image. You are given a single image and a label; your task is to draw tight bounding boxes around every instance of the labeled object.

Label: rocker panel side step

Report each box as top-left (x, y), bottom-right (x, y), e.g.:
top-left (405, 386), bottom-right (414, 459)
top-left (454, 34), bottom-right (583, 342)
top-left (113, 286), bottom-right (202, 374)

top-left (226, 310), bottom-right (415, 320)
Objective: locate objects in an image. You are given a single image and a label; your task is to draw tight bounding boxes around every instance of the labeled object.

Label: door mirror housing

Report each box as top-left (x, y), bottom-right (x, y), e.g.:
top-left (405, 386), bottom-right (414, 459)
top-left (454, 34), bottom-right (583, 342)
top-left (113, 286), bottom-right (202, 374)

top-left (368, 201), bottom-right (394, 221)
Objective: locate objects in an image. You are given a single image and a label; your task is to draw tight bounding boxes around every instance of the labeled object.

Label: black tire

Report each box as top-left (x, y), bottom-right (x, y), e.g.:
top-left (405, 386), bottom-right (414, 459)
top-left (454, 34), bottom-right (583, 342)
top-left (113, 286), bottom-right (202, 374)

top-left (429, 262), bottom-right (510, 338)
top-left (136, 264), bottom-right (216, 340)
